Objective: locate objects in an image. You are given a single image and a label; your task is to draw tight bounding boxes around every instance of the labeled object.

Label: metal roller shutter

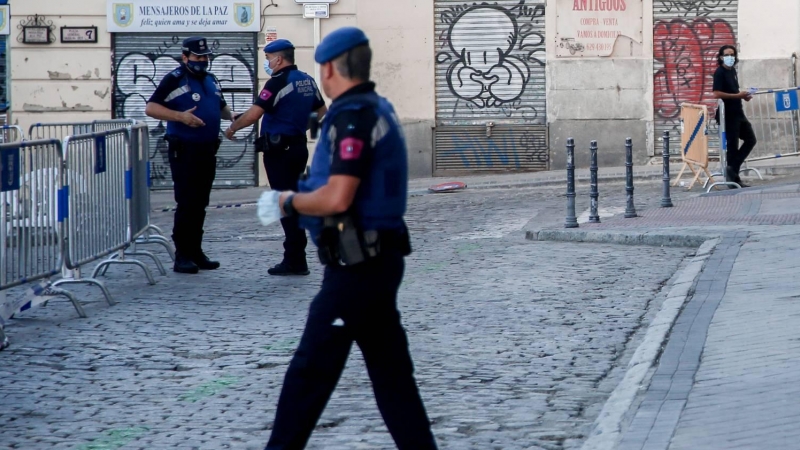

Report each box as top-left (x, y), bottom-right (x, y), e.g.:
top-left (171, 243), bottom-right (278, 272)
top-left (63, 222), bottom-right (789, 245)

top-left (653, 1), bottom-right (738, 155)
top-left (433, 0), bottom-right (548, 174)
top-left (112, 32), bottom-right (258, 188)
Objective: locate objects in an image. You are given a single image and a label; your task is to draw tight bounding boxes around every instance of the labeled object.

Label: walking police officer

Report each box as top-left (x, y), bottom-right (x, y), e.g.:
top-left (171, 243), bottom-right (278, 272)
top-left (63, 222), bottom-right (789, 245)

top-left (225, 39), bottom-right (326, 276)
top-left (264, 27), bottom-right (438, 450)
top-left (146, 37), bottom-right (237, 274)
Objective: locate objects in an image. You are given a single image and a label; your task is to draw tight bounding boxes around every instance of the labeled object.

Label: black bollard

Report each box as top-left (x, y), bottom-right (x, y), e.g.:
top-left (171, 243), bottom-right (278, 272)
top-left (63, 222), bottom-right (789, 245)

top-left (661, 131), bottom-right (674, 208)
top-left (624, 138), bottom-right (638, 218)
top-left (565, 138), bottom-right (578, 228)
top-left (589, 140), bottom-right (600, 223)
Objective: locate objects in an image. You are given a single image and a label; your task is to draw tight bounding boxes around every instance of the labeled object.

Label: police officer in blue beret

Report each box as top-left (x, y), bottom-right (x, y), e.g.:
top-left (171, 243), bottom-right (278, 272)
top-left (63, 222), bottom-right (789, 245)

top-left (225, 39), bottom-right (327, 276)
top-left (264, 27), bottom-right (438, 450)
top-left (146, 37), bottom-right (237, 274)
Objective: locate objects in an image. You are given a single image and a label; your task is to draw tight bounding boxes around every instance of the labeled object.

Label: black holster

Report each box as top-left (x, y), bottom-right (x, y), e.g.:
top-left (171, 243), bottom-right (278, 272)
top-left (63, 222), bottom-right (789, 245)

top-left (255, 133), bottom-right (307, 153)
top-left (317, 214), bottom-right (411, 267)
top-left (165, 135), bottom-right (221, 158)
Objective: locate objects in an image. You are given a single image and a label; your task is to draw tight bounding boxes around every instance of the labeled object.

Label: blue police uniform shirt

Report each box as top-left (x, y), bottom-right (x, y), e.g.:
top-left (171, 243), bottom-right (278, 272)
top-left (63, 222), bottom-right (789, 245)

top-left (298, 82), bottom-right (408, 245)
top-left (148, 66), bottom-right (226, 143)
top-left (255, 65), bottom-right (325, 137)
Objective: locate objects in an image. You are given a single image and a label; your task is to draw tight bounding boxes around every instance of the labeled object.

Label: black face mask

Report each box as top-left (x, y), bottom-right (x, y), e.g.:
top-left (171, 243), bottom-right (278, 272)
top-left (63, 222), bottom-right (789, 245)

top-left (184, 61), bottom-right (209, 77)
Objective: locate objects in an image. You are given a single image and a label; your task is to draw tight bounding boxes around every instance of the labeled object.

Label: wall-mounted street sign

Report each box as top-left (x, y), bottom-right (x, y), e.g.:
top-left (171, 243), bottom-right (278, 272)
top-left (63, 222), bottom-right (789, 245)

top-left (61, 26), bottom-right (99, 43)
top-left (23, 26), bottom-right (51, 44)
top-left (303, 4), bottom-right (329, 19)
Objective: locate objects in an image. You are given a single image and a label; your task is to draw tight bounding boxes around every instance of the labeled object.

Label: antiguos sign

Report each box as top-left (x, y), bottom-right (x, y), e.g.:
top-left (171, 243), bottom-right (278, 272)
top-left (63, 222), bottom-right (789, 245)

top-left (107, 0), bottom-right (259, 32)
top-left (555, 0), bottom-right (643, 57)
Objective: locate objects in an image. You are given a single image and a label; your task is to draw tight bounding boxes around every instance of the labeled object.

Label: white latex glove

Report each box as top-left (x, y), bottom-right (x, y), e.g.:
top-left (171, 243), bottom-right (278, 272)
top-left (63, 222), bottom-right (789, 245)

top-left (257, 190), bottom-right (282, 226)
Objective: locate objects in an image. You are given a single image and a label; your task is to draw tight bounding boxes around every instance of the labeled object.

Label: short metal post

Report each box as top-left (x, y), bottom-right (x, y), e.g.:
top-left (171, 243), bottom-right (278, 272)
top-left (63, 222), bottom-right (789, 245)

top-left (624, 137), bottom-right (638, 218)
top-left (589, 140), bottom-right (600, 223)
top-left (660, 131), bottom-right (674, 208)
top-left (565, 138), bottom-right (578, 228)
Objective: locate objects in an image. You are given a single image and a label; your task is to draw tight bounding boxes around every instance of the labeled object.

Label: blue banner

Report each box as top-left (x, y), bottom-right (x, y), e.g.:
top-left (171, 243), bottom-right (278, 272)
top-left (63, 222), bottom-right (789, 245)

top-left (95, 135), bottom-right (107, 174)
top-left (775, 90), bottom-right (799, 112)
top-left (0, 147), bottom-right (20, 192)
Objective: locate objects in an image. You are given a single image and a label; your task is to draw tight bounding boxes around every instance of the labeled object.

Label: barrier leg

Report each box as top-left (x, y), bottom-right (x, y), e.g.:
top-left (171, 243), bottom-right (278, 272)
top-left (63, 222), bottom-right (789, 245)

top-left (739, 166), bottom-right (764, 180)
top-left (672, 162), bottom-right (689, 187)
top-left (53, 278), bottom-right (116, 306)
top-left (45, 286), bottom-right (88, 318)
top-left (123, 251), bottom-right (167, 276)
top-left (687, 165), bottom-right (704, 190)
top-left (92, 258), bottom-right (157, 286)
top-left (136, 235), bottom-right (176, 262)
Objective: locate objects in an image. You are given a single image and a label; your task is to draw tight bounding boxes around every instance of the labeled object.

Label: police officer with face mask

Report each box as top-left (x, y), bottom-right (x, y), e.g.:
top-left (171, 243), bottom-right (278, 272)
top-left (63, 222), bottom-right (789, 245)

top-left (225, 39), bottom-right (327, 276)
top-left (146, 37), bottom-right (237, 274)
top-left (263, 27), bottom-right (438, 450)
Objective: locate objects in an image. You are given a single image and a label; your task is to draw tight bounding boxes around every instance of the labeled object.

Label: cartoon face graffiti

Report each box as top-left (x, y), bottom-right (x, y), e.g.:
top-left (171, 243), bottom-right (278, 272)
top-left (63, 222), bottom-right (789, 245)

top-left (444, 5), bottom-right (531, 108)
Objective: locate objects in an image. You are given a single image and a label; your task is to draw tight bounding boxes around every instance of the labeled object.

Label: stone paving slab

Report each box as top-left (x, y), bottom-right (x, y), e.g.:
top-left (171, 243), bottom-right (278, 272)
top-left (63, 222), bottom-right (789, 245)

top-left (665, 229), bottom-right (800, 450)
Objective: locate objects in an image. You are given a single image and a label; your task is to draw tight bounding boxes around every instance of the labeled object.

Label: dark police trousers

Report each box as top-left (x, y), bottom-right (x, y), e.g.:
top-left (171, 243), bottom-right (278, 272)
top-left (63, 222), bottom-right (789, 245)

top-left (265, 251), bottom-right (438, 450)
top-left (167, 138), bottom-right (217, 257)
top-left (263, 138), bottom-right (309, 267)
top-left (725, 115), bottom-right (757, 174)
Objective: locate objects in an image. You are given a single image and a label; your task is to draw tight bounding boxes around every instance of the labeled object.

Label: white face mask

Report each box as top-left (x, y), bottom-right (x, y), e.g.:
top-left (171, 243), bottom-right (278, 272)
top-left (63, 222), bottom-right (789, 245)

top-left (263, 57), bottom-right (278, 76)
top-left (723, 55), bottom-right (736, 67)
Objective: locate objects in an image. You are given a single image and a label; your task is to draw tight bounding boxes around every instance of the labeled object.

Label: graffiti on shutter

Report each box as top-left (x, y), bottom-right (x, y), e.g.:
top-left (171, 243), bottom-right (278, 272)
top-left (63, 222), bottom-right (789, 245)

top-left (653, 0), bottom-right (738, 154)
top-left (113, 33), bottom-right (257, 188)
top-left (433, 0), bottom-right (548, 173)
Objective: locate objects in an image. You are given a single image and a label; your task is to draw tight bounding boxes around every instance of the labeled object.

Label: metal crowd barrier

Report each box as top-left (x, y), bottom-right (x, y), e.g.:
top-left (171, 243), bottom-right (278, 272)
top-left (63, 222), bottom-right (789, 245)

top-left (0, 125), bottom-right (25, 144)
top-left (52, 128), bottom-right (157, 303)
top-left (1, 121), bottom-right (176, 348)
top-left (742, 87), bottom-right (800, 162)
top-left (97, 123), bottom-right (174, 277)
top-left (0, 139), bottom-right (85, 317)
top-left (28, 122), bottom-right (93, 140)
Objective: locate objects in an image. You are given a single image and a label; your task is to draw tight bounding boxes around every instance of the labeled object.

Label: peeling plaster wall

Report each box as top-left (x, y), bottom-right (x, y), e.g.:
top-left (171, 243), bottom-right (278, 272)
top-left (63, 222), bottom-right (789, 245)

top-left (9, 1), bottom-right (111, 133)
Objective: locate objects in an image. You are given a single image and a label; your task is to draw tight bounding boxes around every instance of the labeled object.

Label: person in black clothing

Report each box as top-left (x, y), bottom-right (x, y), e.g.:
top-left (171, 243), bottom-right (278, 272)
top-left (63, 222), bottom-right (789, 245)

top-left (146, 37), bottom-right (237, 273)
top-left (225, 39), bottom-right (327, 276)
top-left (712, 44), bottom-right (757, 188)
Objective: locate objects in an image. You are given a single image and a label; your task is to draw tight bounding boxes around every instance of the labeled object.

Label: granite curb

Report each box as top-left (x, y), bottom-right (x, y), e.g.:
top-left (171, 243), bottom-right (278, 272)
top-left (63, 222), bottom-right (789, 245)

top-left (578, 238), bottom-right (721, 450)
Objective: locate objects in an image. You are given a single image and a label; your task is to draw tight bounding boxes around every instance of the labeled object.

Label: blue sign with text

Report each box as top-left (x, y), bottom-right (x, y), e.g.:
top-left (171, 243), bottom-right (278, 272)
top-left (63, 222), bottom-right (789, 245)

top-left (0, 147), bottom-right (20, 192)
top-left (775, 90), bottom-right (799, 112)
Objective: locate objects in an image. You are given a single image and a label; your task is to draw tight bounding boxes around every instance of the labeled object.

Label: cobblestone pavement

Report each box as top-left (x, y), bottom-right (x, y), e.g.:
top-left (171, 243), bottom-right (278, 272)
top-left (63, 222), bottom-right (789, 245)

top-left (1, 180), bottom-right (715, 449)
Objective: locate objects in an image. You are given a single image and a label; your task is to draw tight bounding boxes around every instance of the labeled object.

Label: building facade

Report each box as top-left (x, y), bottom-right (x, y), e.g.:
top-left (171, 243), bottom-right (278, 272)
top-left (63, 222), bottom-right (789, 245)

top-left (3, 0), bottom-right (799, 186)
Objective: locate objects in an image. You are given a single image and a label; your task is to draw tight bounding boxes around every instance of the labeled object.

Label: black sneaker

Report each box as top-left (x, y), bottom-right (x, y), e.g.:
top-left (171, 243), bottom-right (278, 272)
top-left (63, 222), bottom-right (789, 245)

top-left (268, 261), bottom-right (310, 276)
top-left (174, 255), bottom-right (199, 274)
top-left (193, 253), bottom-right (221, 270)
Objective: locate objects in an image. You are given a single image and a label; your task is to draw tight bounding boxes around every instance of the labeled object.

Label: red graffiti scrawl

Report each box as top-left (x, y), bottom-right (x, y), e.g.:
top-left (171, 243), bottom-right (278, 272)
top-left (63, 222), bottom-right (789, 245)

top-left (654, 18), bottom-right (735, 120)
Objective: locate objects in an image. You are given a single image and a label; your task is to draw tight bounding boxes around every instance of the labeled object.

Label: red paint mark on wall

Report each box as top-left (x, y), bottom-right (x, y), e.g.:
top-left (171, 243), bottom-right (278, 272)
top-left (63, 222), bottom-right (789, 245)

top-left (654, 18), bottom-right (735, 120)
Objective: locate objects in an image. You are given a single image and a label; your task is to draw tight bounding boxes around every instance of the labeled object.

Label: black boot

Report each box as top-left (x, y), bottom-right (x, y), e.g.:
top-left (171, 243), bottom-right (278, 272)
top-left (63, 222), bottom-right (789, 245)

top-left (174, 253), bottom-right (199, 274)
top-left (268, 261), bottom-right (310, 276)
top-left (193, 252), bottom-right (220, 270)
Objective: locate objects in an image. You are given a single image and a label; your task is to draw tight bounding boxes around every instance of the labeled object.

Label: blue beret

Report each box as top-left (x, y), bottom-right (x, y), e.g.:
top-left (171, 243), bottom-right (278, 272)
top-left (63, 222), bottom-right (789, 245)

top-left (182, 37), bottom-right (212, 56)
top-left (314, 27), bottom-right (369, 64)
top-left (264, 39), bottom-right (294, 54)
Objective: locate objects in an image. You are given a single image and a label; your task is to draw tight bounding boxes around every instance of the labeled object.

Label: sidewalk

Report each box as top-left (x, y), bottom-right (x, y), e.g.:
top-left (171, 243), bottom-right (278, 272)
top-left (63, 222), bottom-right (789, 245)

top-left (532, 182), bottom-right (800, 449)
top-left (149, 156), bottom-right (800, 211)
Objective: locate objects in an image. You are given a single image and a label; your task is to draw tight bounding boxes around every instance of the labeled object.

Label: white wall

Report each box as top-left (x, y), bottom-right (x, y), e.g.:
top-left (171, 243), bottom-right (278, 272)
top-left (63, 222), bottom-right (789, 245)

top-left (9, 0), bottom-right (111, 133)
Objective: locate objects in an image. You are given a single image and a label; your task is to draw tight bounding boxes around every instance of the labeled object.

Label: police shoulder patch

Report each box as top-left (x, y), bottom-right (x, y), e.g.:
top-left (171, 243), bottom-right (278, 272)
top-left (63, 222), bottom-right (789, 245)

top-left (339, 137), bottom-right (364, 161)
top-left (170, 68), bottom-right (184, 77)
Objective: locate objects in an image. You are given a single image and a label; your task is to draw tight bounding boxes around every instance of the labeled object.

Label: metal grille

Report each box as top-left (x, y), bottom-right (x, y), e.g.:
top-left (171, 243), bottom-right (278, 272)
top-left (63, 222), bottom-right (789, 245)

top-left (112, 33), bottom-right (258, 188)
top-left (653, 0), bottom-right (739, 155)
top-left (434, 125), bottom-right (548, 174)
